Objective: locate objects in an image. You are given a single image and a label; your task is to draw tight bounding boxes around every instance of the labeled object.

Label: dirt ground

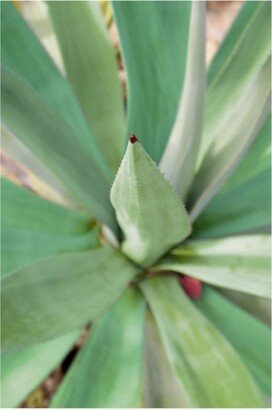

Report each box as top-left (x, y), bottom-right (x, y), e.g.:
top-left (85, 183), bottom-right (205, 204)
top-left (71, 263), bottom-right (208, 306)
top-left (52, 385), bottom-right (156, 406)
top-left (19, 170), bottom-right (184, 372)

top-left (2, 1), bottom-right (243, 407)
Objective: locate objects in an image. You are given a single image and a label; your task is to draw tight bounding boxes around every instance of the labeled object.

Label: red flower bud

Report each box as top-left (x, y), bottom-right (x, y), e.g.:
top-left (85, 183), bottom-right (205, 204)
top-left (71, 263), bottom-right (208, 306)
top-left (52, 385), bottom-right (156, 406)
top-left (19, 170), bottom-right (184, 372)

top-left (180, 275), bottom-right (202, 299)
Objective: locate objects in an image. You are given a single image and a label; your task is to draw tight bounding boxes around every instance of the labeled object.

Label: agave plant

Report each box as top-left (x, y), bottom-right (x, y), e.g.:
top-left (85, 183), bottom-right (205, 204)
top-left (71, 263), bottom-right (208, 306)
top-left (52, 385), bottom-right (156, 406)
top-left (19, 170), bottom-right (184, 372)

top-left (1, 0), bottom-right (271, 408)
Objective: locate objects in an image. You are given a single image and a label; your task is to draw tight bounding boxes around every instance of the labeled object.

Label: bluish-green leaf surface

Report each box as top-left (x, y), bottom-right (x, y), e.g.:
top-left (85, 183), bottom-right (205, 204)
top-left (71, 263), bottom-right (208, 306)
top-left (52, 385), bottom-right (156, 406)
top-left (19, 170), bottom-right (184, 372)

top-left (193, 115), bottom-right (271, 238)
top-left (207, 1), bottom-right (269, 85)
top-left (2, 246), bottom-right (138, 350)
top-left (141, 275), bottom-right (264, 407)
top-left (189, 58), bottom-right (270, 220)
top-left (51, 288), bottom-right (145, 408)
top-left (1, 1), bottom-right (104, 153)
top-left (110, 138), bottom-right (191, 267)
top-left (48, 1), bottom-right (125, 171)
top-left (195, 286), bottom-right (271, 396)
top-left (160, 1), bottom-right (206, 201)
top-left (198, 0), bottom-right (271, 164)
top-left (143, 311), bottom-right (187, 408)
top-left (1, 178), bottom-right (99, 275)
top-left (189, 1), bottom-right (271, 219)
top-left (157, 235), bottom-right (271, 298)
top-left (2, 330), bottom-right (81, 408)
top-left (112, 1), bottom-right (191, 162)
top-left (1, 66), bottom-right (117, 232)
top-left (2, 125), bottom-right (75, 207)
top-left (220, 289), bottom-right (271, 327)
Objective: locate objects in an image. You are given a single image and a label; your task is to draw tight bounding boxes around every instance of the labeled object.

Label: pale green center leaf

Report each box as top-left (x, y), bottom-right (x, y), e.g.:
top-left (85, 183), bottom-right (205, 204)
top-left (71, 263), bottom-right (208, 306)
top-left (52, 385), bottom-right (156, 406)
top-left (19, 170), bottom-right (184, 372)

top-left (110, 138), bottom-right (192, 267)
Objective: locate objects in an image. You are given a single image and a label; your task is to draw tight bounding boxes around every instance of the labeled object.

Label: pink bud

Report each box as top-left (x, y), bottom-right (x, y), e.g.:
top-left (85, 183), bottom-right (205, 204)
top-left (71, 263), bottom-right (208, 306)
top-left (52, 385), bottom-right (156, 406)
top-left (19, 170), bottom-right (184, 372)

top-left (180, 275), bottom-right (202, 299)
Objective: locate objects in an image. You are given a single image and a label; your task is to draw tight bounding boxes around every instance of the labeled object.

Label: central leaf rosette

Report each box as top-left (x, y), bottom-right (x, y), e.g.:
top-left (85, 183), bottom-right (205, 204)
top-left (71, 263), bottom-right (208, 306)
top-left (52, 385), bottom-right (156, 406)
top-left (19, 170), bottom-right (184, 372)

top-left (110, 135), bottom-right (192, 267)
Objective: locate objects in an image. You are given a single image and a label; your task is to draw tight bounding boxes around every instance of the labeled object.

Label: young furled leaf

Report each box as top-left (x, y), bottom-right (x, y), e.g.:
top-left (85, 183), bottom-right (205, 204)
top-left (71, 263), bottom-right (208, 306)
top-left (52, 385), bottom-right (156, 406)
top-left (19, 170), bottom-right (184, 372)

top-left (110, 136), bottom-right (192, 267)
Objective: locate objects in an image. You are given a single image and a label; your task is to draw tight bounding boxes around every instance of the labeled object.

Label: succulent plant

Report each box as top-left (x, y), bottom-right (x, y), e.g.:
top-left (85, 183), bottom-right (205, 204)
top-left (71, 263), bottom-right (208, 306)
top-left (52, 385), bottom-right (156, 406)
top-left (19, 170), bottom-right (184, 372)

top-left (1, 0), bottom-right (271, 408)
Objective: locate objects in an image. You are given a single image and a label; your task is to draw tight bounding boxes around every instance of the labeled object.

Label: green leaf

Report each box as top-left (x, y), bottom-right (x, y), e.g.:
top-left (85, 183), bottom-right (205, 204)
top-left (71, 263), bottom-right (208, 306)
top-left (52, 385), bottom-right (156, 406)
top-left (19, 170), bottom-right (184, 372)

top-left (219, 289), bottom-right (271, 327)
top-left (48, 1), bottom-right (125, 171)
top-left (141, 275), bottom-right (264, 408)
top-left (143, 311), bottom-right (187, 408)
top-left (1, 1), bottom-right (101, 152)
top-left (195, 286), bottom-right (271, 396)
top-left (217, 113), bottom-right (271, 192)
top-left (1, 124), bottom-right (75, 207)
top-left (110, 138), bottom-right (191, 267)
top-left (112, 1), bottom-right (191, 162)
top-left (2, 330), bottom-right (80, 408)
top-left (2, 245), bottom-right (138, 350)
top-left (189, 57), bottom-right (270, 220)
top-left (193, 169), bottom-right (271, 239)
top-left (160, 1), bottom-right (206, 200)
top-left (1, 66), bottom-right (117, 232)
top-left (199, 1), bottom-right (271, 164)
top-left (193, 115), bottom-right (271, 238)
top-left (51, 287), bottom-right (145, 408)
top-left (157, 235), bottom-right (271, 298)
top-left (1, 178), bottom-right (100, 275)
top-left (207, 1), bottom-right (269, 85)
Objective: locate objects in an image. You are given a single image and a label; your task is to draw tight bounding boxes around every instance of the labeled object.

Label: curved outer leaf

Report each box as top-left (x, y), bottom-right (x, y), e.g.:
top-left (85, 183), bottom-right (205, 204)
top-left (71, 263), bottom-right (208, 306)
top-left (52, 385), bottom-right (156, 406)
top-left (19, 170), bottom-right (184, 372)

top-left (192, 169), bottom-right (271, 238)
top-left (1, 1), bottom-right (101, 153)
top-left (1, 66), bottom-right (117, 233)
top-left (51, 287), bottom-right (145, 408)
top-left (193, 114), bottom-right (271, 238)
top-left (207, 1), bottom-right (269, 85)
top-left (156, 235), bottom-right (271, 298)
top-left (141, 275), bottom-right (264, 408)
top-left (2, 125), bottom-right (76, 207)
top-left (13, 0), bottom-right (64, 72)
top-left (112, 1), bottom-right (191, 162)
top-left (195, 287), bottom-right (271, 396)
top-left (159, 1), bottom-right (206, 200)
top-left (48, 1), bottom-right (125, 171)
top-left (220, 289), bottom-right (271, 327)
top-left (198, 1), bottom-right (271, 165)
top-left (143, 311), bottom-right (187, 408)
top-left (2, 245), bottom-right (139, 350)
top-left (189, 57), bottom-right (271, 221)
top-left (1, 178), bottom-right (99, 275)
top-left (2, 330), bottom-right (81, 408)
top-left (110, 138), bottom-right (191, 267)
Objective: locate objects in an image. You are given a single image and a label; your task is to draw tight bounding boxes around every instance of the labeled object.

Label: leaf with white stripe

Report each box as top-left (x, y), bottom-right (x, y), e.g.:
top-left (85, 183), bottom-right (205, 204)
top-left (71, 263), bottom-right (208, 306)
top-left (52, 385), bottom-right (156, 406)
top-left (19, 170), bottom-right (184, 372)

top-left (159, 1), bottom-right (205, 200)
top-left (157, 236), bottom-right (271, 298)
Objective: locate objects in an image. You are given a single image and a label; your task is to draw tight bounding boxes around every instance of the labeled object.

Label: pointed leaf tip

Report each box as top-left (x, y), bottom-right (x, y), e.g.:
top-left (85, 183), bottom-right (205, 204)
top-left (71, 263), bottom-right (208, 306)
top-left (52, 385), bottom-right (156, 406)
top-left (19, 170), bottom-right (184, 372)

top-left (110, 140), bottom-right (192, 267)
top-left (129, 134), bottom-right (138, 144)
